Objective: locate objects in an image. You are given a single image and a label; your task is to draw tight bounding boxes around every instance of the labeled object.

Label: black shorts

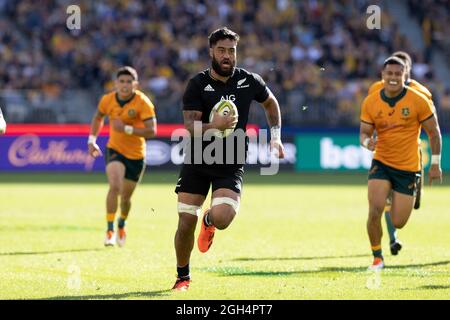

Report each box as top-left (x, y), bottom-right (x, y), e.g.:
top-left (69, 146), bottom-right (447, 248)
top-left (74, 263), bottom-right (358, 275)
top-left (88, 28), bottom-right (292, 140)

top-left (105, 148), bottom-right (145, 182)
top-left (175, 164), bottom-right (244, 196)
top-left (368, 159), bottom-right (420, 196)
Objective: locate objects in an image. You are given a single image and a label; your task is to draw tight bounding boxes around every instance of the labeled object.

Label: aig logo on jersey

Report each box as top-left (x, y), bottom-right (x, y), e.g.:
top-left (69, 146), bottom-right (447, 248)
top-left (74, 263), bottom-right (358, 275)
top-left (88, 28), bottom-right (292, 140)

top-left (401, 107), bottom-right (410, 117)
top-left (221, 95), bottom-right (235, 102)
top-left (237, 78), bottom-right (250, 89)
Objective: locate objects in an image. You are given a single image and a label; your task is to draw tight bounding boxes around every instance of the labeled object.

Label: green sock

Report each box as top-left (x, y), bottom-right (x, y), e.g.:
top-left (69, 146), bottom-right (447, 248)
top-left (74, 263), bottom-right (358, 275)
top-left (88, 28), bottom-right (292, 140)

top-left (118, 217), bottom-right (126, 229)
top-left (384, 211), bottom-right (397, 243)
top-left (371, 245), bottom-right (383, 259)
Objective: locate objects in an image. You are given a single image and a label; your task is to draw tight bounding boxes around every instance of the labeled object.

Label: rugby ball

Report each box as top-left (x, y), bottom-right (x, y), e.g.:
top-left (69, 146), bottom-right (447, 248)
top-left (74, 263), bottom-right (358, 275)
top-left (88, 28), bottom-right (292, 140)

top-left (209, 99), bottom-right (238, 138)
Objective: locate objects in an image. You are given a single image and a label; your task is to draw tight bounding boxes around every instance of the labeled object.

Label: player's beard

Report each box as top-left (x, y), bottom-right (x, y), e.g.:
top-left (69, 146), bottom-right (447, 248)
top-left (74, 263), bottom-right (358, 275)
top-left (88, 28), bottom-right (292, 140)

top-left (211, 55), bottom-right (235, 77)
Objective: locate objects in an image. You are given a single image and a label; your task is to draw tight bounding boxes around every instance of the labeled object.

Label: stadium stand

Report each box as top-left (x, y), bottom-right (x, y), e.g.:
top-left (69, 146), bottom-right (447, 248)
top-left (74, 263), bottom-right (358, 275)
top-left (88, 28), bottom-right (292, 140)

top-left (0, 0), bottom-right (448, 129)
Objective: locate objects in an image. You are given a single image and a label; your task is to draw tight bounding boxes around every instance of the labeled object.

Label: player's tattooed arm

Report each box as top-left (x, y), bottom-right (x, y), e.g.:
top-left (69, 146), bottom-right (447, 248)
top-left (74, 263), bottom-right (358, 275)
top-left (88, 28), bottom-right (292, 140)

top-left (261, 92), bottom-right (282, 128)
top-left (183, 110), bottom-right (202, 135)
top-left (422, 114), bottom-right (443, 184)
top-left (261, 92), bottom-right (285, 159)
top-left (90, 110), bottom-right (105, 137)
top-left (94, 110), bottom-right (105, 120)
top-left (360, 121), bottom-right (376, 151)
top-left (129, 117), bottom-right (157, 139)
top-left (422, 115), bottom-right (442, 157)
top-left (88, 110), bottom-right (105, 157)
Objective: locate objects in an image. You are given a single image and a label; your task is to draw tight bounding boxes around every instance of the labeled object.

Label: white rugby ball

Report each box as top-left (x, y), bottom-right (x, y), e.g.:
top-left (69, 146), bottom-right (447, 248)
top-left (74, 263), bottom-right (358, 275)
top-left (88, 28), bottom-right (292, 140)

top-left (209, 99), bottom-right (238, 138)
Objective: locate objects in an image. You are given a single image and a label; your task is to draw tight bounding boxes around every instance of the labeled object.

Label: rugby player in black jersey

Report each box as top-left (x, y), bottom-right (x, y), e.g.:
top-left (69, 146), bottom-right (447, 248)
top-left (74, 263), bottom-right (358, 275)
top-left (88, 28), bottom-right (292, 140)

top-left (172, 27), bottom-right (285, 291)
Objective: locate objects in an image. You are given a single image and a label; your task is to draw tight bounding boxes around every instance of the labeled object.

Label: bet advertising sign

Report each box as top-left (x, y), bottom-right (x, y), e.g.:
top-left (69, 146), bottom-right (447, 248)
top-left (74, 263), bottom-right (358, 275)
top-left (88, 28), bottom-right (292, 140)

top-left (295, 133), bottom-right (449, 171)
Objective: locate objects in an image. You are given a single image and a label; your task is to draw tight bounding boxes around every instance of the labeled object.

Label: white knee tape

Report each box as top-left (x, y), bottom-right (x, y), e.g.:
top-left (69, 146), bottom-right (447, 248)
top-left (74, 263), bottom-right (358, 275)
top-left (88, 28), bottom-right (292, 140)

top-left (177, 202), bottom-right (201, 216)
top-left (211, 197), bottom-right (240, 213)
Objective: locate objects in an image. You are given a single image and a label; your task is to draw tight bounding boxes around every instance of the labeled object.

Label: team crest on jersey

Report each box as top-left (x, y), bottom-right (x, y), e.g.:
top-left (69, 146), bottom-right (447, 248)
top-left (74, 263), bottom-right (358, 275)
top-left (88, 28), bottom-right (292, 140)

top-left (401, 107), bottom-right (410, 117)
top-left (375, 110), bottom-right (383, 119)
top-left (237, 77), bottom-right (249, 89)
top-left (128, 109), bottom-right (137, 118)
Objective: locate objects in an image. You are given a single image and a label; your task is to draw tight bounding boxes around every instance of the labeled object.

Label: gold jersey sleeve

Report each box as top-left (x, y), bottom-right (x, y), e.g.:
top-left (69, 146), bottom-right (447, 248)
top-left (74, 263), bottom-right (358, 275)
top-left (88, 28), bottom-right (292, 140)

top-left (409, 79), bottom-right (432, 101)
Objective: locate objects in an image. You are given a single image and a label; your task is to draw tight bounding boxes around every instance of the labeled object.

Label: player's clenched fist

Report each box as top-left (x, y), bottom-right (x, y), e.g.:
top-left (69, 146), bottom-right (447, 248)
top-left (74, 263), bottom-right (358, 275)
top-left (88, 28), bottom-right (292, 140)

top-left (362, 137), bottom-right (376, 151)
top-left (88, 140), bottom-right (103, 158)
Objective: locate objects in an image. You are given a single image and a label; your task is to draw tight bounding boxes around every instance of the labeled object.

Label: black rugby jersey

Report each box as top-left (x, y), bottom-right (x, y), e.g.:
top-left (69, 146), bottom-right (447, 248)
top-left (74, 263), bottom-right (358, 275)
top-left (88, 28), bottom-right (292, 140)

top-left (182, 68), bottom-right (270, 166)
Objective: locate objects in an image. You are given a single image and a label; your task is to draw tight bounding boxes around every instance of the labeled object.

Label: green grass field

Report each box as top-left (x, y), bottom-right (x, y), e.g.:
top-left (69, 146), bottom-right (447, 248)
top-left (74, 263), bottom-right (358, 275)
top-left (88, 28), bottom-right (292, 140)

top-left (0, 172), bottom-right (449, 300)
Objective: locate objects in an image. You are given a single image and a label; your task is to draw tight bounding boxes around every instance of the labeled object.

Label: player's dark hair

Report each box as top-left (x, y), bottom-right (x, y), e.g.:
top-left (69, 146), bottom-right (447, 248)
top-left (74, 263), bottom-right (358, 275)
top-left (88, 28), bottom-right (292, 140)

top-left (208, 27), bottom-right (240, 48)
top-left (392, 51), bottom-right (412, 67)
top-left (116, 66), bottom-right (138, 81)
top-left (383, 56), bottom-right (405, 70)
top-left (392, 51), bottom-right (412, 78)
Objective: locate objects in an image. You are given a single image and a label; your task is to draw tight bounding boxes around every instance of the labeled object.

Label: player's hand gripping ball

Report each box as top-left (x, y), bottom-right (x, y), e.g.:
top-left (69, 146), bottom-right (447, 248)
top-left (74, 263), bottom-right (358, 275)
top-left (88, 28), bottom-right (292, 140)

top-left (209, 99), bottom-right (238, 138)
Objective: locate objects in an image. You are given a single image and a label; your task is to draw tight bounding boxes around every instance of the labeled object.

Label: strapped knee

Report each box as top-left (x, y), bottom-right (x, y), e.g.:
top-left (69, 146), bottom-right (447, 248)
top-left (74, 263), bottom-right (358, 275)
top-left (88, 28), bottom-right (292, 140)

top-left (177, 202), bottom-right (201, 216)
top-left (211, 197), bottom-right (240, 213)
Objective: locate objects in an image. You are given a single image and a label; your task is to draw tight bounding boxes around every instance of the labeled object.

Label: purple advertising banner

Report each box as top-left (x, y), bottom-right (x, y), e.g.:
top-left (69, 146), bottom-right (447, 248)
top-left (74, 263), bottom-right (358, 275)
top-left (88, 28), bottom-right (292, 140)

top-left (0, 134), bottom-right (298, 172)
top-left (0, 134), bottom-right (108, 171)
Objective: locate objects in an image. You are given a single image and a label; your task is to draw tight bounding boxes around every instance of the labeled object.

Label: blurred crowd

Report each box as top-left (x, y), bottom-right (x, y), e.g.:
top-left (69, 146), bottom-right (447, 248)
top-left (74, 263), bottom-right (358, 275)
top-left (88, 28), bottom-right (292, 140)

top-left (407, 0), bottom-right (450, 62)
top-left (0, 0), bottom-right (449, 127)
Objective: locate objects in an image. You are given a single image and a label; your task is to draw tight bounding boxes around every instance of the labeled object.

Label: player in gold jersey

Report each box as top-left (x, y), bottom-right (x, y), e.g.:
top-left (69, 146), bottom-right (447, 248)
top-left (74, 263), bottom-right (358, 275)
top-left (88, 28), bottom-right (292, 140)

top-left (368, 51), bottom-right (433, 256)
top-left (88, 67), bottom-right (157, 247)
top-left (360, 57), bottom-right (442, 270)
